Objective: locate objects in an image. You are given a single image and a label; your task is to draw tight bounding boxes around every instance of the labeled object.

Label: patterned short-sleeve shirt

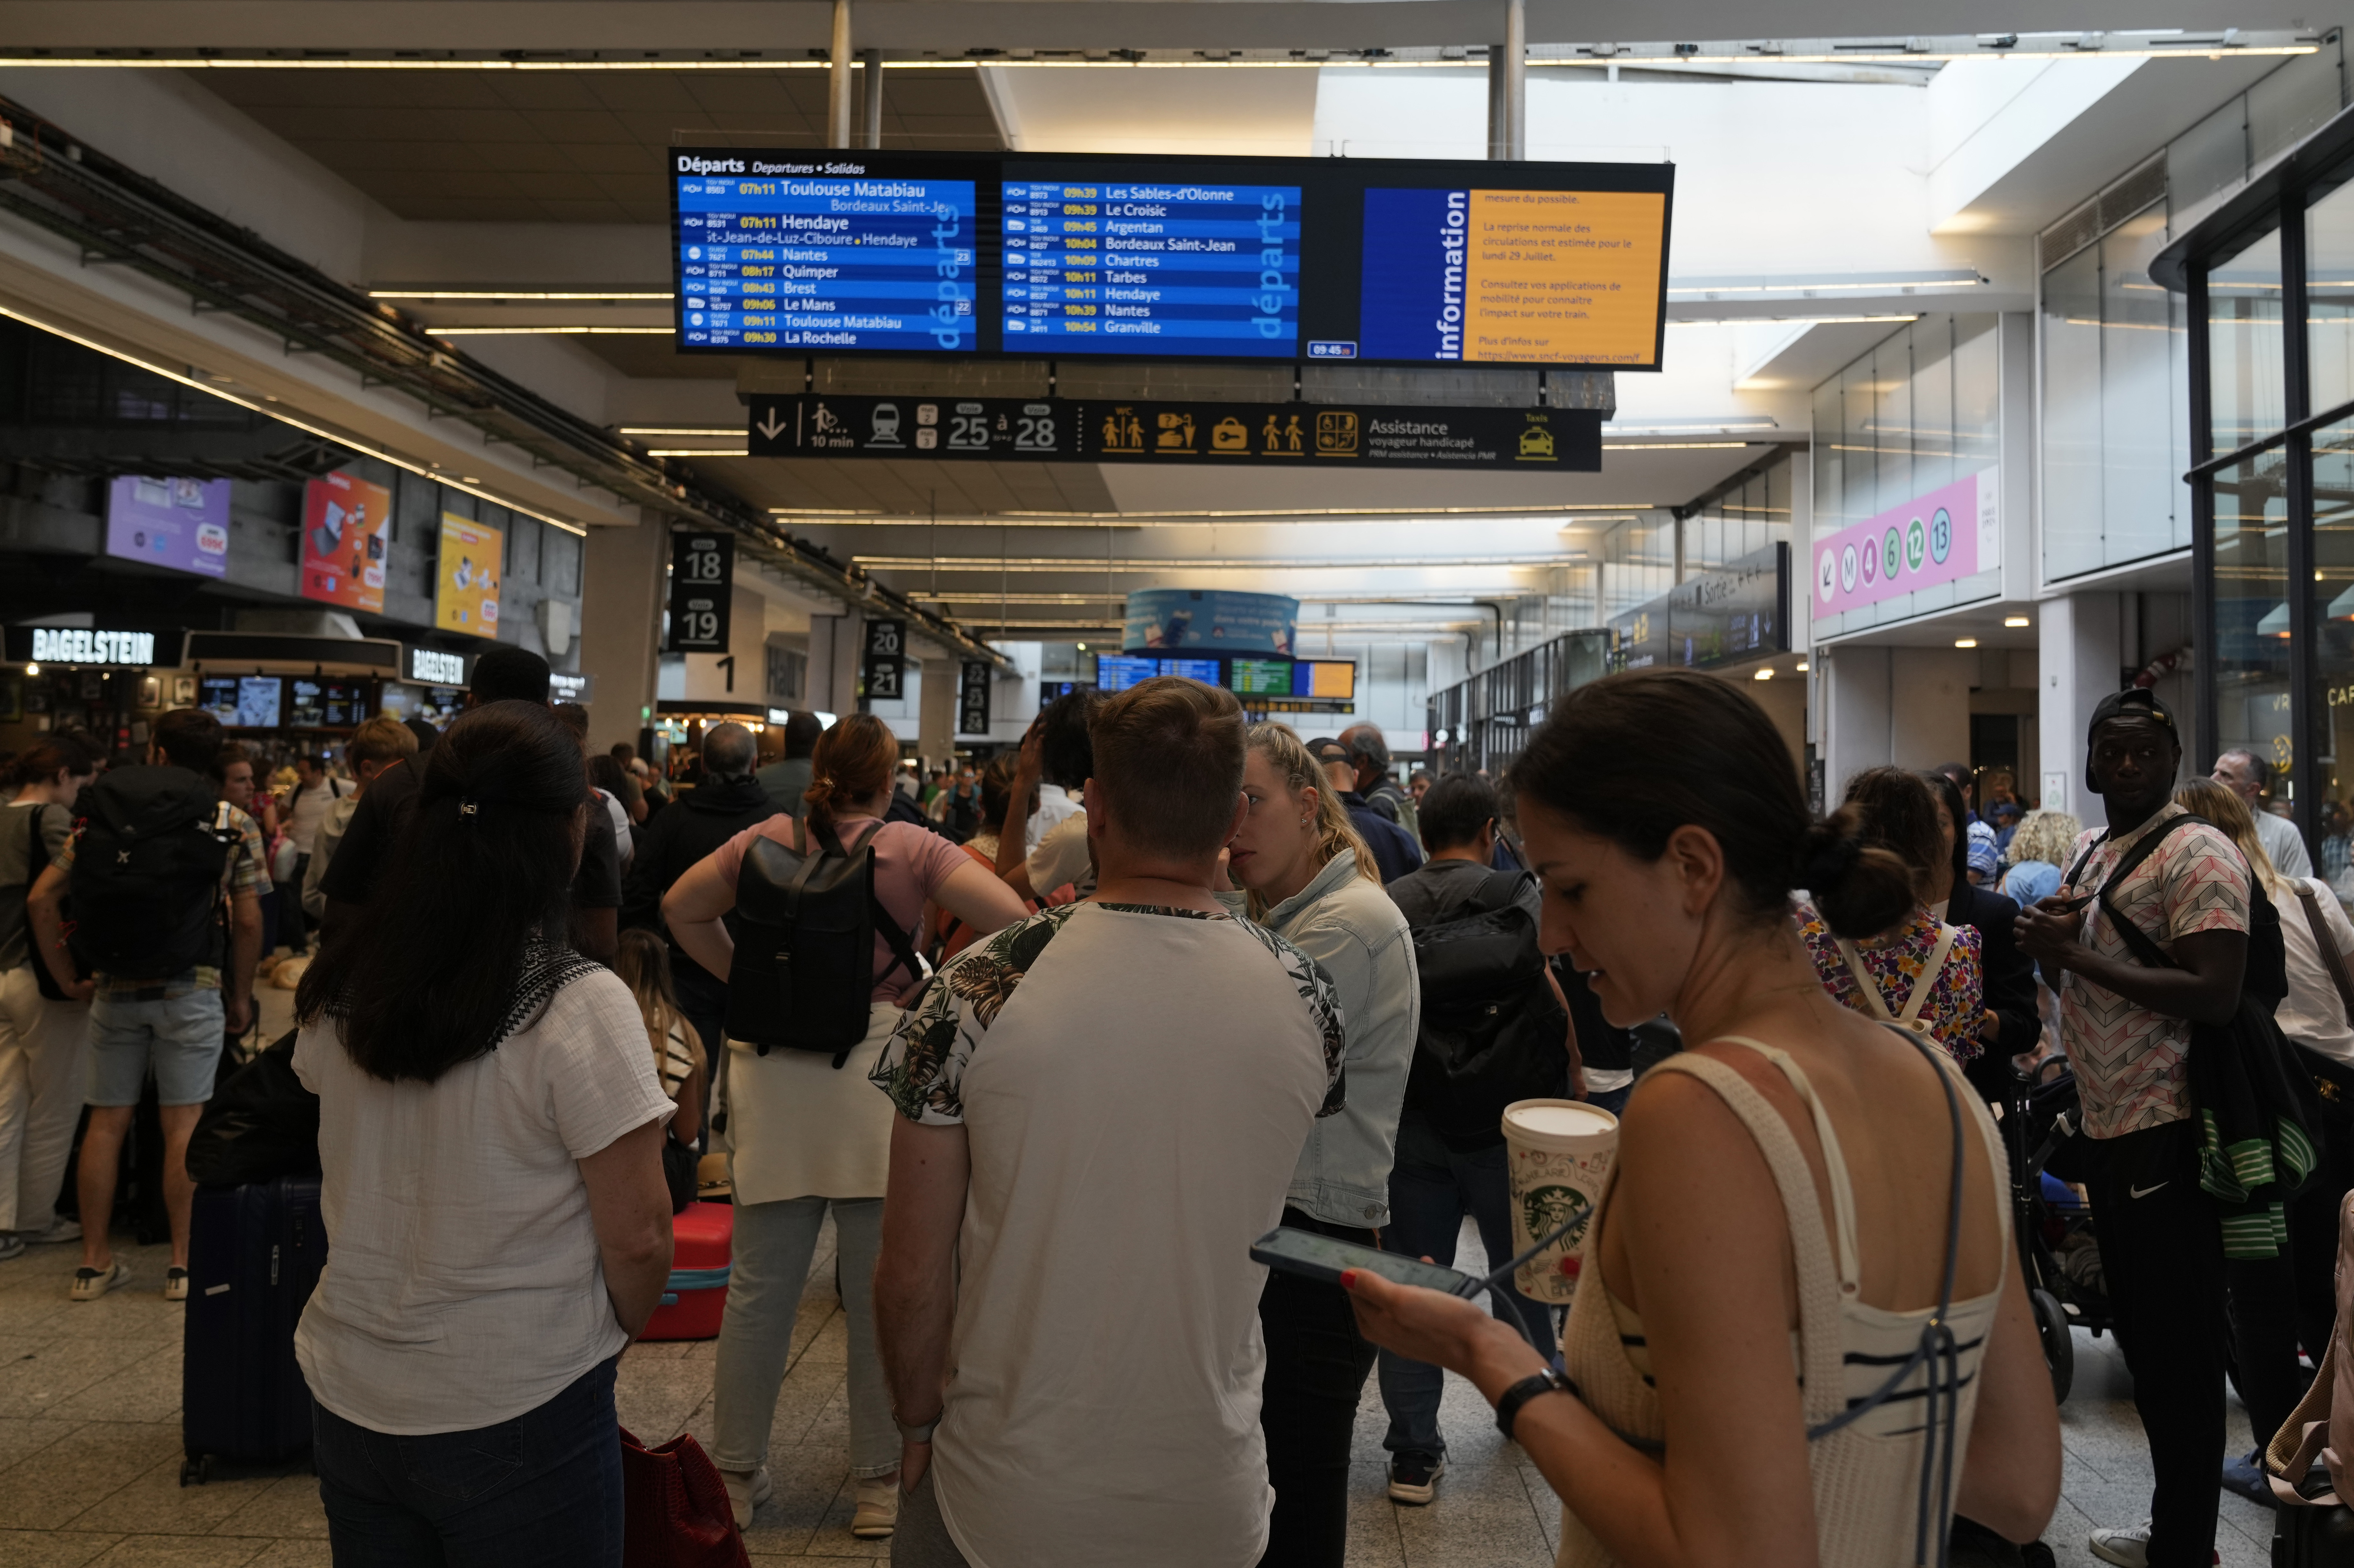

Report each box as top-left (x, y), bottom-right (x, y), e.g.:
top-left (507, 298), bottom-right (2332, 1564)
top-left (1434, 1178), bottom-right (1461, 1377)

top-left (872, 901), bottom-right (1348, 1125)
top-left (2056, 803), bottom-right (2251, 1139)
top-left (1795, 902), bottom-right (1986, 1061)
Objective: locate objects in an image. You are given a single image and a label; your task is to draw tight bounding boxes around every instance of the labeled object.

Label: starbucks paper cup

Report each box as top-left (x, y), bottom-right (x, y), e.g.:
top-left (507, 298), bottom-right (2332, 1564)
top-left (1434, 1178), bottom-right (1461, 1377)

top-left (1502, 1099), bottom-right (1620, 1304)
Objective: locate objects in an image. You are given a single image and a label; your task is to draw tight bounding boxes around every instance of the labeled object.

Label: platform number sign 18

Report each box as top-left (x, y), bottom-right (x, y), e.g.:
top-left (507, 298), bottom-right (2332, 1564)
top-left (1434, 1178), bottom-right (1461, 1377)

top-left (958, 660), bottom-right (992, 735)
top-left (862, 617), bottom-right (906, 704)
top-left (666, 531), bottom-right (734, 654)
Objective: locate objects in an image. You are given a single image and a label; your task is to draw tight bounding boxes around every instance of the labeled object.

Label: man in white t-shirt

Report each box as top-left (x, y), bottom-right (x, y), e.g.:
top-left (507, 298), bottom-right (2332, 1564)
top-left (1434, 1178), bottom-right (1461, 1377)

top-left (873, 676), bottom-right (1345, 1568)
top-left (280, 752), bottom-right (349, 956)
top-left (996, 691), bottom-right (1094, 872)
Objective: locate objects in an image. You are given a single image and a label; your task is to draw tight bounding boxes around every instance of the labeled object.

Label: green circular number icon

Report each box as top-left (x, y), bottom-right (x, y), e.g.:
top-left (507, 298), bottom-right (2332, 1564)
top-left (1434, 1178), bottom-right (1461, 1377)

top-left (1882, 528), bottom-right (1902, 580)
top-left (1904, 517), bottom-right (1927, 573)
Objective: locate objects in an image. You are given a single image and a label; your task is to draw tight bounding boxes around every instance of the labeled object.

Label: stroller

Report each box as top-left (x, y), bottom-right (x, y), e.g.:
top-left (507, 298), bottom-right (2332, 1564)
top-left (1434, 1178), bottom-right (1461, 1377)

top-left (2001, 1056), bottom-right (2112, 1404)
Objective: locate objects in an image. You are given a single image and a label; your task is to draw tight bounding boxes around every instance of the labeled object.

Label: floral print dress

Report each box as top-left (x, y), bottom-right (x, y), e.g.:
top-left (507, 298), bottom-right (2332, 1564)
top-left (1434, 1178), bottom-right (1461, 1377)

top-left (1795, 902), bottom-right (1987, 1062)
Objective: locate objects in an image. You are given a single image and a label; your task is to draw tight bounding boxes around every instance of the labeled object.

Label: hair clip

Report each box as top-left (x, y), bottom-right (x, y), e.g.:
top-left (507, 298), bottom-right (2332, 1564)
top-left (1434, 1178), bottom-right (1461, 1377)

top-left (458, 799), bottom-right (480, 817)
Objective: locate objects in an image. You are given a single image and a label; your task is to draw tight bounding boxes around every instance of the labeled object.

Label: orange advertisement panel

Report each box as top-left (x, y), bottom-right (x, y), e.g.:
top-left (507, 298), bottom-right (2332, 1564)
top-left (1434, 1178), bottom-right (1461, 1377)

top-left (433, 512), bottom-right (503, 637)
top-left (298, 471), bottom-right (392, 613)
top-left (1462, 190), bottom-right (1667, 366)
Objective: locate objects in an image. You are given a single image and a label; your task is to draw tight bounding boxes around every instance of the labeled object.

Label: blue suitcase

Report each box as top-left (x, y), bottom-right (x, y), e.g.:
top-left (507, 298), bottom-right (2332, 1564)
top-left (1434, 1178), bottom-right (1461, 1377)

top-left (180, 1174), bottom-right (326, 1485)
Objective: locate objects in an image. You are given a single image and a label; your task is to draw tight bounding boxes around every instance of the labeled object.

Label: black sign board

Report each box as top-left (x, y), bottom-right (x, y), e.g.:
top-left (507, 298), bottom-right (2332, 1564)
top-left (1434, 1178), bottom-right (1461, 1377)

top-left (6, 627), bottom-right (174, 666)
top-left (666, 531), bottom-right (734, 654)
top-left (862, 616), bottom-right (906, 703)
top-left (749, 394), bottom-right (1599, 471)
top-left (672, 148), bottom-right (1674, 372)
top-left (957, 661), bottom-right (992, 735)
top-left (403, 644), bottom-right (474, 687)
top-left (1608, 543), bottom-right (1789, 674)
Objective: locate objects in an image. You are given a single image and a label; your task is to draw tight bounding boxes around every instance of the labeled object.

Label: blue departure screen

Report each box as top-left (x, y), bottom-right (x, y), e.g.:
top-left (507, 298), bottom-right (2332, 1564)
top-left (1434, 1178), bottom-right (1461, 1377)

top-left (1160, 658), bottom-right (1221, 683)
top-left (1096, 654), bottom-right (1159, 691)
top-left (675, 170), bottom-right (976, 352)
top-left (1000, 180), bottom-right (1300, 357)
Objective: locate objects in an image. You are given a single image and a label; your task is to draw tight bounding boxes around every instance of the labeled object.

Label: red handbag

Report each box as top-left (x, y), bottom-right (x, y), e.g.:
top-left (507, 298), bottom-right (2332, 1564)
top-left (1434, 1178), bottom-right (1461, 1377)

top-left (619, 1426), bottom-right (750, 1568)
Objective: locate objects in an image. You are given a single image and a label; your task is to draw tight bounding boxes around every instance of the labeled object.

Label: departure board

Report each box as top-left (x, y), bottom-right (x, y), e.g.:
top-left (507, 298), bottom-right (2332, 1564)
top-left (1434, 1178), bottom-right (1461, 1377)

top-left (1002, 180), bottom-right (1299, 356)
top-left (672, 151), bottom-right (1671, 370)
top-left (676, 164), bottom-right (976, 351)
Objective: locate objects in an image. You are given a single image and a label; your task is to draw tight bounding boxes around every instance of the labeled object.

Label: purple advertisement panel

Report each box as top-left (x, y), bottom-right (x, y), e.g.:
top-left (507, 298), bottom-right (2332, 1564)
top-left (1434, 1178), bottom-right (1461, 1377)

top-left (105, 476), bottom-right (230, 579)
top-left (1810, 468), bottom-right (2000, 620)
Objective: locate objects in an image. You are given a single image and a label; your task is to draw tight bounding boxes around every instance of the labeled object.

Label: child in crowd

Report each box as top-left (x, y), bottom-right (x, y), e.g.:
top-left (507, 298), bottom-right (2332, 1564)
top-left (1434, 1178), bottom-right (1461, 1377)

top-left (613, 929), bottom-right (705, 1208)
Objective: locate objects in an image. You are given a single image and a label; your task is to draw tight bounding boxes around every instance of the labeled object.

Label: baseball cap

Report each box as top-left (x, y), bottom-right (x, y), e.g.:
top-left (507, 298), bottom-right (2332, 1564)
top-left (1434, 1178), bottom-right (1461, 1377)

top-left (2084, 686), bottom-right (2180, 791)
top-left (1305, 737), bottom-right (1351, 766)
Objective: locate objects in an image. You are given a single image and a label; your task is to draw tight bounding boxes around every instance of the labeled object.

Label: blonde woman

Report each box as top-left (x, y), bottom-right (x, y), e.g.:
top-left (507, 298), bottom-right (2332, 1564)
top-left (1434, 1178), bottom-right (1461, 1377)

top-left (1999, 810), bottom-right (2083, 912)
top-left (2177, 776), bottom-right (2354, 1500)
top-left (1220, 721), bottom-right (1420, 1568)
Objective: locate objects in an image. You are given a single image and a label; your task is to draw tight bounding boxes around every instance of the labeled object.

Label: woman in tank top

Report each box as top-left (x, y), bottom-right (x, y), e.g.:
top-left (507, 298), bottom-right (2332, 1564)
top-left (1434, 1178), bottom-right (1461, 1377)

top-left (1340, 669), bottom-right (2060, 1568)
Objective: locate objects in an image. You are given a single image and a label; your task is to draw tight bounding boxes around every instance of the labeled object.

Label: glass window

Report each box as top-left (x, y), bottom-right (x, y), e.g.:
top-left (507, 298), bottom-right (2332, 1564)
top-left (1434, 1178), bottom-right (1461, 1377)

top-left (2211, 226), bottom-right (2288, 454)
top-left (1873, 332), bottom-right (1913, 511)
top-left (2249, 41), bottom-right (2346, 170)
top-left (1843, 356), bottom-right (1879, 522)
top-left (1812, 377), bottom-right (1847, 529)
top-left (2314, 419), bottom-right (2354, 839)
top-left (2042, 244), bottom-right (2104, 579)
top-left (2103, 206), bottom-right (2185, 566)
top-left (2171, 97), bottom-right (2250, 218)
top-left (1911, 314), bottom-right (1955, 497)
top-left (2213, 445), bottom-right (2295, 799)
top-left (2309, 177), bottom-right (2354, 416)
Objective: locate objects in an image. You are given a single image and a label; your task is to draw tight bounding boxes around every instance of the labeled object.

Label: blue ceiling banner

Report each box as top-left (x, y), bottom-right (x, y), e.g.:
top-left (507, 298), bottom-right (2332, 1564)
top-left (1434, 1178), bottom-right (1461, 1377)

top-left (1124, 589), bottom-right (1299, 657)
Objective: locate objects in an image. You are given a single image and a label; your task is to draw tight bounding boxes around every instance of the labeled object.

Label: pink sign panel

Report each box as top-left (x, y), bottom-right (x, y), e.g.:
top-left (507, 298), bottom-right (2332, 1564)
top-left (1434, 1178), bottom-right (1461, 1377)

top-left (1811, 469), bottom-right (2000, 620)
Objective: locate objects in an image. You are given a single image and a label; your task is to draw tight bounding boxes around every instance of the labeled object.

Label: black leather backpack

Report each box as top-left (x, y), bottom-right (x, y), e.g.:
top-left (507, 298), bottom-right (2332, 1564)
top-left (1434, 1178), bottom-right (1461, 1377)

top-left (725, 817), bottom-right (923, 1067)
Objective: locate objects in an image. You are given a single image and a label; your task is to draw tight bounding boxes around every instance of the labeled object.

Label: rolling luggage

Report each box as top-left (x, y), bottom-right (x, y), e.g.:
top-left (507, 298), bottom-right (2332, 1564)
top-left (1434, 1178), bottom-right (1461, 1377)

top-left (642, 1200), bottom-right (732, 1342)
top-left (180, 1173), bottom-right (327, 1484)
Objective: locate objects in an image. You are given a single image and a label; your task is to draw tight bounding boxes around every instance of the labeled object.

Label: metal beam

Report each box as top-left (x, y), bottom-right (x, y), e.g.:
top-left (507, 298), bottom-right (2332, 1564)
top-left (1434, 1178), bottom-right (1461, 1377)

top-left (1502, 0), bottom-right (1526, 159)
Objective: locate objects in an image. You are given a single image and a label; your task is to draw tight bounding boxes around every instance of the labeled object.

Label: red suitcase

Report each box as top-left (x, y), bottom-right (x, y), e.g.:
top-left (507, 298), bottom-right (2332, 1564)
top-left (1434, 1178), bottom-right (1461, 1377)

top-left (642, 1200), bottom-right (733, 1341)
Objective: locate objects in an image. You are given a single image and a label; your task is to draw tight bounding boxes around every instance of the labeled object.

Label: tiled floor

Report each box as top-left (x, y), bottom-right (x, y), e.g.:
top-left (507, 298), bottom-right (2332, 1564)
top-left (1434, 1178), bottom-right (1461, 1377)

top-left (0, 983), bottom-right (2279, 1564)
top-left (0, 1220), bottom-right (2279, 1567)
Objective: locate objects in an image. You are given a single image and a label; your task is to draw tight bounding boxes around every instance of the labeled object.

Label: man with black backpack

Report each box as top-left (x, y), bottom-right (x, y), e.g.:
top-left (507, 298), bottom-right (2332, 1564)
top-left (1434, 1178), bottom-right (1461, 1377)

top-left (1373, 771), bottom-right (1578, 1508)
top-left (27, 707), bottom-right (267, 1304)
top-left (2017, 689), bottom-right (2251, 1568)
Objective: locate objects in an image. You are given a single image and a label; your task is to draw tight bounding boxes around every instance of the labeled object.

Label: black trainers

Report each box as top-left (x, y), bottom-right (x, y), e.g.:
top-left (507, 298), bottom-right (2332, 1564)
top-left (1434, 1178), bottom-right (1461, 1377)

top-left (1387, 1450), bottom-right (1446, 1505)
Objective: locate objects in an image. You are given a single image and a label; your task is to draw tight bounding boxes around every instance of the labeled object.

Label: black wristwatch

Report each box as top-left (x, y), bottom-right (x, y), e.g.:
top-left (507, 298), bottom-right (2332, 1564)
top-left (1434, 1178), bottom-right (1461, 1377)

top-left (1495, 1367), bottom-right (1574, 1442)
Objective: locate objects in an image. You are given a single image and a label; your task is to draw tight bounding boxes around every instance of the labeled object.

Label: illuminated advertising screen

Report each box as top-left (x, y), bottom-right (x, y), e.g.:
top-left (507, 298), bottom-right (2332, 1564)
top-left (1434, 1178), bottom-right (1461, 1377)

top-left (434, 514), bottom-right (503, 638)
top-left (105, 476), bottom-right (229, 579)
top-left (300, 471), bottom-right (392, 613)
top-left (201, 675), bottom-right (282, 730)
top-left (672, 150), bottom-right (1671, 370)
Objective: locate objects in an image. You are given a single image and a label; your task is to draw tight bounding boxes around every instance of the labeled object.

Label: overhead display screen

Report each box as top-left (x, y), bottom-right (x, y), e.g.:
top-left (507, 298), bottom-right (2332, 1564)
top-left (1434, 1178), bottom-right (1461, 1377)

top-left (671, 150), bottom-right (1671, 370)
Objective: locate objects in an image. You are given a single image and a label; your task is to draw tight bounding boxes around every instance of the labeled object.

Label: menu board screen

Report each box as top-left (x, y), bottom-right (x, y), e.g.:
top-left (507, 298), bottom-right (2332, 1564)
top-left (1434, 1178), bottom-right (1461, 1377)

top-left (201, 675), bottom-right (282, 730)
top-left (673, 150), bottom-right (1671, 370)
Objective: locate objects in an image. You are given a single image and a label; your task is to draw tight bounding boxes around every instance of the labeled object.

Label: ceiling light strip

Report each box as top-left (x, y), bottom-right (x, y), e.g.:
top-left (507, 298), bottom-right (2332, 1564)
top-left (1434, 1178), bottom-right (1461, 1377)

top-left (0, 304), bottom-right (591, 536)
top-left (852, 554), bottom-right (1577, 570)
top-left (0, 45), bottom-right (2314, 70)
top-left (773, 502), bottom-right (1656, 523)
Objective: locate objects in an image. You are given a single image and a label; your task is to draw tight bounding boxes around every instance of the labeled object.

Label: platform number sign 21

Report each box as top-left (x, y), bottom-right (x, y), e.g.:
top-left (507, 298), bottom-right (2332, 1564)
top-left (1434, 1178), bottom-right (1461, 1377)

top-left (666, 532), bottom-right (734, 654)
top-left (862, 617), bottom-right (906, 704)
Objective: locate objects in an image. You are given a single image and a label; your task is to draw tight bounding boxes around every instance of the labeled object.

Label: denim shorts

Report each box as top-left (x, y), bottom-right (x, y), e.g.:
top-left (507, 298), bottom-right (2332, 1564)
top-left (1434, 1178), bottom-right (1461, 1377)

top-left (87, 983), bottom-right (223, 1106)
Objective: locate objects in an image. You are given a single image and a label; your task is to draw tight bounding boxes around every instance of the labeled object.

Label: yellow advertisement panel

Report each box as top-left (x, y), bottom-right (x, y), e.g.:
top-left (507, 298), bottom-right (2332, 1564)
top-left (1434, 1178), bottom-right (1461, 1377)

top-left (434, 512), bottom-right (503, 637)
top-left (1462, 190), bottom-right (1667, 365)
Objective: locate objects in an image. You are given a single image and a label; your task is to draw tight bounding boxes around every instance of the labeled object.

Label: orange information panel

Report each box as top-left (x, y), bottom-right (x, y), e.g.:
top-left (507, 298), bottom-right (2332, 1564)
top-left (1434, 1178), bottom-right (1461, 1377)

top-left (1462, 190), bottom-right (1668, 365)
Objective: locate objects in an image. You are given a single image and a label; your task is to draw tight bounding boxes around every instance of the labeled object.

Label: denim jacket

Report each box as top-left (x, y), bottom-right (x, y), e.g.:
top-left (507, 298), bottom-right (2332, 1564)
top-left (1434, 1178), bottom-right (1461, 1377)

top-left (1240, 849), bottom-right (1421, 1228)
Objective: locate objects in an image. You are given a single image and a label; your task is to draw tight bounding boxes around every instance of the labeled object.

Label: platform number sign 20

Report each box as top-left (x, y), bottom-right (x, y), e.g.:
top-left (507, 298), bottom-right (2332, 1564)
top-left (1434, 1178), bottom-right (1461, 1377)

top-left (862, 617), bottom-right (906, 704)
top-left (666, 531), bottom-right (734, 654)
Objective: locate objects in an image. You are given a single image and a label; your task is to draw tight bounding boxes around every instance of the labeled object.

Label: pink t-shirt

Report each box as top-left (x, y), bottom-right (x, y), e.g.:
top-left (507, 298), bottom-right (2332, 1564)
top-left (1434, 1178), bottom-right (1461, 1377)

top-left (711, 815), bottom-right (971, 1005)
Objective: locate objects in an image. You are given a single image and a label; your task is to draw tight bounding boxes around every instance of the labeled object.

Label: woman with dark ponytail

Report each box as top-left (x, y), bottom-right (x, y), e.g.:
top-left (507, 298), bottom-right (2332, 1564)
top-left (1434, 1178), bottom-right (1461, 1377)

top-left (1792, 767), bottom-right (1987, 1061)
top-left (290, 701), bottom-right (676, 1565)
top-left (1335, 669), bottom-right (2060, 1568)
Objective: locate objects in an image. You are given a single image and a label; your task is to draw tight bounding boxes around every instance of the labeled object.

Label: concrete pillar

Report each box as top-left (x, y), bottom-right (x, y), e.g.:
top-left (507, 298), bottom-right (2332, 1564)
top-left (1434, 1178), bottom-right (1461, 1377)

top-left (1889, 648), bottom-right (1976, 769)
top-left (1502, 0), bottom-right (1526, 159)
top-left (1821, 645), bottom-right (1892, 798)
top-left (676, 581), bottom-right (769, 705)
top-left (805, 612), bottom-right (864, 719)
top-left (577, 515), bottom-right (666, 756)
top-left (861, 50), bottom-right (884, 149)
top-left (829, 0), bottom-right (855, 149)
top-left (919, 656), bottom-right (956, 763)
top-left (2038, 591), bottom-right (2122, 830)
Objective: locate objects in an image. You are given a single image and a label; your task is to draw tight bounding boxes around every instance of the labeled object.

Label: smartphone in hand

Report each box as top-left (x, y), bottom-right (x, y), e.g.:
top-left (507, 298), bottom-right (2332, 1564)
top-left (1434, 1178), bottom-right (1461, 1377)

top-left (1250, 1227), bottom-right (1480, 1297)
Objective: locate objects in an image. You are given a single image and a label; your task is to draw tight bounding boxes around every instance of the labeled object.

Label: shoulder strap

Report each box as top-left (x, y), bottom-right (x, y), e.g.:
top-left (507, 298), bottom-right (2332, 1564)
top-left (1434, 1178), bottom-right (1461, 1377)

top-left (1831, 938), bottom-right (1897, 1023)
top-left (1899, 923), bottom-right (1963, 1026)
top-left (1643, 1051), bottom-right (1847, 1429)
top-left (2295, 883), bottom-right (2354, 1029)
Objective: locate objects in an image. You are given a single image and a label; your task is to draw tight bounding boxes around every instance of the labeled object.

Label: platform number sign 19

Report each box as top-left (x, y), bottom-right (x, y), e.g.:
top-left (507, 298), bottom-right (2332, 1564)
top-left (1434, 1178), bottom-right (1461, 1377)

top-left (862, 617), bottom-right (906, 704)
top-left (666, 531), bottom-right (734, 654)
top-left (957, 661), bottom-right (992, 735)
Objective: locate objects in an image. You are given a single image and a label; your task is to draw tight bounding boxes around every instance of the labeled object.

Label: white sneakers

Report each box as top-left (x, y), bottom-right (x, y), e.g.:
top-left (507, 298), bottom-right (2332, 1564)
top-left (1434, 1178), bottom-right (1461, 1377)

top-left (720, 1465), bottom-right (772, 1530)
top-left (23, 1218), bottom-right (80, 1246)
top-left (2087, 1522), bottom-right (2218, 1567)
top-left (69, 1261), bottom-right (130, 1302)
top-left (851, 1474), bottom-right (899, 1539)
